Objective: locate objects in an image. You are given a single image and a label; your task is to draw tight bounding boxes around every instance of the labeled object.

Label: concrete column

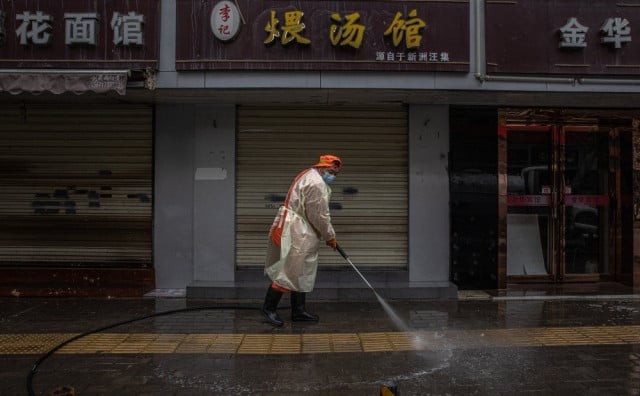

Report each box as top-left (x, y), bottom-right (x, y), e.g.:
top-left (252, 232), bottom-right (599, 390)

top-left (154, 104), bottom-right (195, 288)
top-left (192, 105), bottom-right (236, 283)
top-left (409, 105), bottom-right (451, 284)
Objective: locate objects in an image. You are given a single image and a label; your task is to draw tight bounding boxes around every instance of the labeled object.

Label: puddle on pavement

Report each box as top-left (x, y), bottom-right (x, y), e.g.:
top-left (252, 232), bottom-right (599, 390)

top-left (336, 257), bottom-right (454, 388)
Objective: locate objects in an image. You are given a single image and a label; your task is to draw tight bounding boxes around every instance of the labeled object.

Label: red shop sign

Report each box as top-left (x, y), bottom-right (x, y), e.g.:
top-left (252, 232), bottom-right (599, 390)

top-left (564, 195), bottom-right (609, 206)
top-left (507, 195), bottom-right (550, 206)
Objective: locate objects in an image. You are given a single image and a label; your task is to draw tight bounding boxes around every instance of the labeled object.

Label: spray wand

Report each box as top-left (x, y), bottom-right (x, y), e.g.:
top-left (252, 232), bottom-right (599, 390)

top-left (336, 244), bottom-right (377, 293)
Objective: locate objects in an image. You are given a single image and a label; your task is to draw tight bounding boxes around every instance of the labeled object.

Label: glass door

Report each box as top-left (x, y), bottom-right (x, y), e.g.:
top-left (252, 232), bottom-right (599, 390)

top-left (505, 126), bottom-right (556, 279)
top-left (500, 111), bottom-right (631, 286)
top-left (560, 126), bottom-right (610, 280)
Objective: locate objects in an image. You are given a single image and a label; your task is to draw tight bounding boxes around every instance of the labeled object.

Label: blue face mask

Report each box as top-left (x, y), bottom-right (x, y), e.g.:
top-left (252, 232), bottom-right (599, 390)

top-left (322, 172), bottom-right (336, 184)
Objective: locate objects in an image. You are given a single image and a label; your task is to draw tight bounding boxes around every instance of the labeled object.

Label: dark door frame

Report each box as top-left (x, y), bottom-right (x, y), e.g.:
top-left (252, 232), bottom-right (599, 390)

top-left (497, 108), bottom-right (639, 289)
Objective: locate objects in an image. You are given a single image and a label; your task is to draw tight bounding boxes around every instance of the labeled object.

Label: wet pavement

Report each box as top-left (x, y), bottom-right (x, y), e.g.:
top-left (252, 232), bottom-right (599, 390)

top-left (1, 290), bottom-right (640, 395)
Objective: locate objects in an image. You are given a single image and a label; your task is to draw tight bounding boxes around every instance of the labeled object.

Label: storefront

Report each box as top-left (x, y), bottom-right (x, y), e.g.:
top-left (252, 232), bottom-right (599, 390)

top-left (148, 0), bottom-right (465, 299)
top-left (235, 105), bottom-right (408, 270)
top-left (2, 0), bottom-right (640, 297)
top-left (449, 0), bottom-right (640, 291)
top-left (500, 109), bottom-right (635, 285)
top-left (0, 104), bottom-right (154, 294)
top-left (0, 0), bottom-right (159, 296)
top-left (154, 101), bottom-right (453, 299)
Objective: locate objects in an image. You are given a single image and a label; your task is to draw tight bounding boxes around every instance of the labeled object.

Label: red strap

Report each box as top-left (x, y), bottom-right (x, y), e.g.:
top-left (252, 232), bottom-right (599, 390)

top-left (284, 168), bottom-right (312, 208)
top-left (269, 169), bottom-right (313, 246)
top-left (271, 282), bottom-right (290, 294)
top-left (270, 224), bottom-right (283, 246)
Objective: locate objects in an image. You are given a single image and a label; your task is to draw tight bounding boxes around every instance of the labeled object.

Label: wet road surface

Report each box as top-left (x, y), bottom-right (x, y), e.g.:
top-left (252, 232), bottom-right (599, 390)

top-left (1, 296), bottom-right (640, 395)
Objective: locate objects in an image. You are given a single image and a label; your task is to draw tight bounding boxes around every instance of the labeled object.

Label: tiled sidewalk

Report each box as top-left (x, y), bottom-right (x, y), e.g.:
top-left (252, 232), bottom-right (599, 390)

top-left (2, 296), bottom-right (640, 395)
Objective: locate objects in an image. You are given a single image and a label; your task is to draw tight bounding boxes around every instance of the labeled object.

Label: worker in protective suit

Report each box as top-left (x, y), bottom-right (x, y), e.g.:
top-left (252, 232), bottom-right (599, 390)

top-left (261, 154), bottom-right (341, 327)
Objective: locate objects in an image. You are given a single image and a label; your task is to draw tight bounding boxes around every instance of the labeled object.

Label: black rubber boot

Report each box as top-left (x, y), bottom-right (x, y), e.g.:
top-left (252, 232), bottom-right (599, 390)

top-left (261, 286), bottom-right (284, 327)
top-left (291, 292), bottom-right (319, 322)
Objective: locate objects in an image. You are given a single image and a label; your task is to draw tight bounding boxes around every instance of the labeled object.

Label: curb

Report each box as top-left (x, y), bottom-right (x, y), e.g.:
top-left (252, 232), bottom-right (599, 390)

top-left (492, 294), bottom-right (640, 301)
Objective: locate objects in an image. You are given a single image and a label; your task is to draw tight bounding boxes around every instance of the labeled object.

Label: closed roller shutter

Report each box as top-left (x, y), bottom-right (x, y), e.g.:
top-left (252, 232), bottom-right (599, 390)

top-left (0, 104), bottom-right (152, 267)
top-left (236, 105), bottom-right (407, 269)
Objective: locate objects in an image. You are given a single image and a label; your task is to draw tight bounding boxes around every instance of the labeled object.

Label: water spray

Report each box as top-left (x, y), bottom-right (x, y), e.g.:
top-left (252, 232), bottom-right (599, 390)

top-left (336, 244), bottom-right (402, 395)
top-left (335, 244), bottom-right (410, 331)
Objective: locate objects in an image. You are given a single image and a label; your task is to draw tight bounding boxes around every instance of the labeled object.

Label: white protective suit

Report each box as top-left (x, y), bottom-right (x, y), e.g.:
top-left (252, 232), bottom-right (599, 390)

top-left (265, 168), bottom-right (336, 292)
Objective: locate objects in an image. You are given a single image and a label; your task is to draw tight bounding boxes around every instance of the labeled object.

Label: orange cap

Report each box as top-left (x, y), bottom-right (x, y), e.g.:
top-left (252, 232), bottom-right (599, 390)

top-left (313, 154), bottom-right (342, 169)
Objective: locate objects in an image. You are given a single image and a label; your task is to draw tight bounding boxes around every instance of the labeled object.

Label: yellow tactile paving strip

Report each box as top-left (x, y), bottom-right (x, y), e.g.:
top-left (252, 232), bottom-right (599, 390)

top-left (1, 325), bottom-right (639, 355)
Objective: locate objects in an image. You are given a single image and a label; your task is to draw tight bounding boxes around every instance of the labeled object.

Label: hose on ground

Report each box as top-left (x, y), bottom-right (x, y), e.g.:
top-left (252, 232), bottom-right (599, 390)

top-left (27, 304), bottom-right (261, 396)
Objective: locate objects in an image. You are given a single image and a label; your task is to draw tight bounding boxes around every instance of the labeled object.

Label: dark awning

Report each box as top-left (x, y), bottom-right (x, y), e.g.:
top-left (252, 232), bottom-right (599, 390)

top-left (0, 69), bottom-right (129, 95)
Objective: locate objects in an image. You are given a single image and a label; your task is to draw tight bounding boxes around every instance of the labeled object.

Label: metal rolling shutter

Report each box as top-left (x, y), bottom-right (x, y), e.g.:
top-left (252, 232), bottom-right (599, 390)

top-left (236, 105), bottom-right (408, 269)
top-left (0, 104), bottom-right (152, 267)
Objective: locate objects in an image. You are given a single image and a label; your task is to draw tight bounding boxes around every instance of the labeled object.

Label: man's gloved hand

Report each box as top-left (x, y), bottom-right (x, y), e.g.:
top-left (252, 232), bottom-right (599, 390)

top-left (326, 238), bottom-right (337, 250)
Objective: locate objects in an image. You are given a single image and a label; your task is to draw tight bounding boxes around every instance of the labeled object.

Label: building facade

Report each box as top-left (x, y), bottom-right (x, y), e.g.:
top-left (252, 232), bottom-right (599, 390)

top-left (1, 0), bottom-right (639, 297)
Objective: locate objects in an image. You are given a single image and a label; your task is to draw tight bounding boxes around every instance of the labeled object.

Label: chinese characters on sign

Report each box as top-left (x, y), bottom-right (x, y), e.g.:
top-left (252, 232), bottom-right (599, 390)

top-left (264, 10), bottom-right (310, 45)
top-left (376, 51), bottom-right (449, 62)
top-left (507, 195), bottom-right (609, 207)
top-left (600, 17), bottom-right (631, 48)
top-left (211, 1), bottom-right (241, 42)
top-left (65, 13), bottom-right (98, 45)
top-left (486, 0), bottom-right (640, 75)
top-left (111, 12), bottom-right (145, 46)
top-left (330, 12), bottom-right (365, 48)
top-left (558, 16), bottom-right (631, 49)
top-left (0, 0), bottom-right (159, 69)
top-left (88, 74), bottom-right (128, 91)
top-left (507, 195), bottom-right (551, 207)
top-left (16, 11), bottom-right (52, 45)
top-left (177, 0), bottom-right (470, 71)
top-left (259, 8), bottom-right (432, 61)
top-left (564, 195), bottom-right (609, 206)
top-left (383, 9), bottom-right (426, 49)
top-left (257, 8), bottom-right (427, 51)
top-left (13, 10), bottom-right (144, 46)
top-left (558, 17), bottom-right (588, 48)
